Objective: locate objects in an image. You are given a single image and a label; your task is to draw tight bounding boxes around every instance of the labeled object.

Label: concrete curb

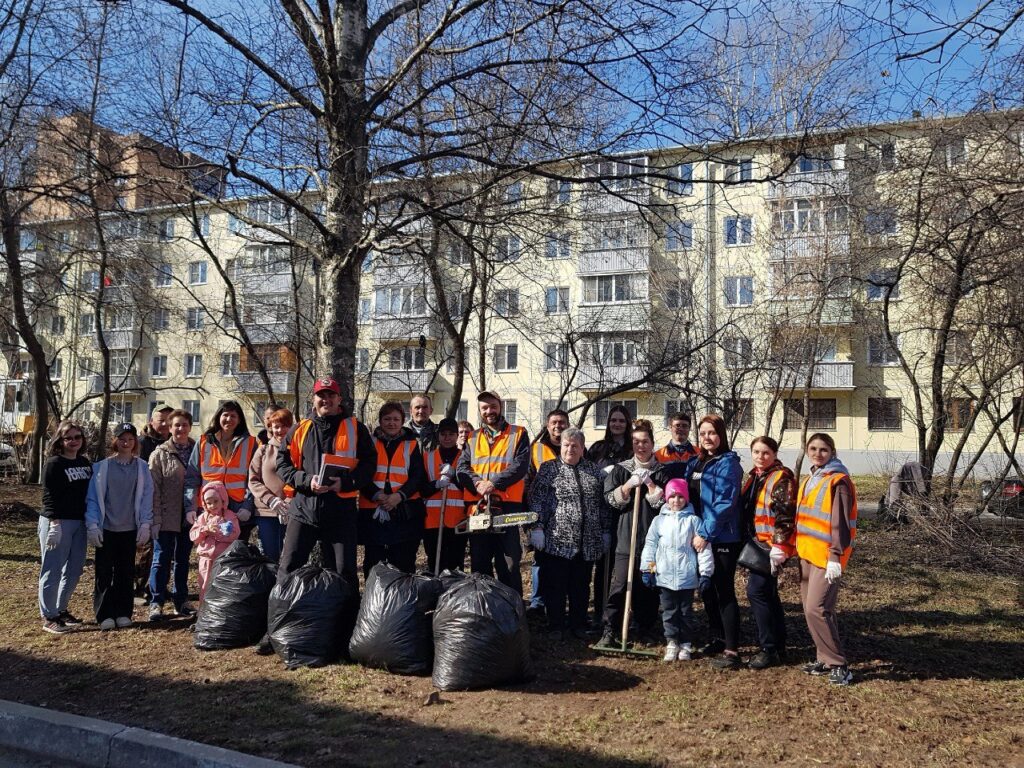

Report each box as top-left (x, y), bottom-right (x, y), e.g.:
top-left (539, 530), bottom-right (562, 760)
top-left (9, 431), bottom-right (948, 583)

top-left (0, 700), bottom-right (302, 768)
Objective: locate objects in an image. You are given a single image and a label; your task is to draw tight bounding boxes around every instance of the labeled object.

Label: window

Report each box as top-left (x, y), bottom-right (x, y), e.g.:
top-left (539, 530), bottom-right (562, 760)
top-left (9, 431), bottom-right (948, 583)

top-left (724, 399), bottom-right (754, 431)
top-left (724, 216), bottom-right (753, 245)
top-left (186, 307), bottom-right (205, 331)
top-left (723, 336), bottom-right (752, 369)
top-left (243, 245), bottom-right (290, 274)
top-left (183, 400), bottom-right (200, 423)
top-left (783, 399), bottom-right (837, 431)
top-left (945, 331), bottom-right (968, 366)
top-left (79, 314), bottom-right (94, 335)
top-left (1013, 397), bottom-right (1024, 433)
top-left (448, 241), bottom-right (471, 265)
top-left (151, 308), bottom-right (170, 331)
top-left (504, 399), bottom-right (518, 425)
top-left (355, 348), bottom-right (370, 372)
top-left (546, 179), bottom-right (571, 205)
top-left (543, 397), bottom-right (569, 416)
top-left (50, 358), bottom-right (63, 380)
top-left (77, 357), bottom-right (94, 380)
top-left (495, 235), bottom-right (520, 262)
top-left (447, 291), bottom-right (469, 319)
top-left (388, 347), bottom-right (425, 370)
top-left (666, 221), bottom-right (693, 251)
top-left (375, 286), bottom-right (427, 317)
top-left (864, 208), bottom-right (897, 235)
top-left (723, 276), bottom-right (754, 307)
top-left (505, 181), bottom-right (522, 206)
top-left (663, 399), bottom-right (692, 427)
top-left (188, 261), bottom-right (208, 285)
top-left (151, 355), bottom-right (167, 377)
top-left (594, 399), bottom-right (637, 427)
top-left (582, 273), bottom-right (646, 303)
top-left (866, 141), bottom-right (897, 172)
top-left (247, 199), bottom-right (288, 225)
top-left (584, 157), bottom-right (647, 190)
top-left (937, 137), bottom-right (966, 168)
top-left (104, 308), bottom-right (133, 330)
top-left (110, 402), bottom-right (133, 423)
top-left (725, 157), bottom-right (753, 182)
top-left (197, 214), bottom-right (211, 237)
top-left (158, 218), bottom-right (175, 240)
top-left (586, 337), bottom-right (637, 366)
top-left (866, 269), bottom-right (900, 301)
top-left (82, 271), bottom-right (100, 291)
top-left (358, 298), bottom-right (371, 324)
top-left (221, 353), bottom-right (239, 376)
top-left (155, 262), bottom-right (172, 287)
top-left (868, 397), bottom-right (902, 430)
top-left (109, 350), bottom-right (131, 379)
top-left (868, 334), bottom-right (900, 366)
top-left (667, 163), bottom-right (693, 195)
top-left (796, 150), bottom-right (833, 173)
top-left (50, 315), bottom-right (65, 335)
top-left (494, 344), bottom-right (519, 372)
top-left (545, 287), bottom-right (569, 315)
top-left (665, 280), bottom-right (692, 310)
top-left (945, 398), bottom-right (974, 431)
top-left (544, 342), bottom-right (568, 371)
top-left (185, 354), bottom-right (203, 377)
top-left (592, 219), bottom-right (645, 250)
top-left (494, 289), bottom-right (520, 317)
top-left (544, 232), bottom-right (571, 259)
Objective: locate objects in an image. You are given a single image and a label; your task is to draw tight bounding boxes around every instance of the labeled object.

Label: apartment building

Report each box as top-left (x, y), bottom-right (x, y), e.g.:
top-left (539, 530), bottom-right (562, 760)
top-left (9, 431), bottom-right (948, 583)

top-left (5, 113), bottom-right (1022, 473)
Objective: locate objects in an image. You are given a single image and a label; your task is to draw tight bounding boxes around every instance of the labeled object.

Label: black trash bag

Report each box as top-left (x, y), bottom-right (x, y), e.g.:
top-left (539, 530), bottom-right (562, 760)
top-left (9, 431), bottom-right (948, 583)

top-left (431, 573), bottom-right (532, 691)
top-left (193, 541), bottom-right (277, 651)
top-left (267, 565), bottom-right (358, 668)
top-left (349, 563), bottom-right (443, 675)
top-left (437, 568), bottom-right (468, 594)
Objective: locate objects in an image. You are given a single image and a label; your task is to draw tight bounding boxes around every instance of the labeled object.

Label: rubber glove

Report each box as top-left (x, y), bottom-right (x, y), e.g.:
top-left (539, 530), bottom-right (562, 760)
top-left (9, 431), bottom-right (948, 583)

top-left (135, 524), bottom-right (151, 547)
top-left (87, 527), bottom-right (104, 548)
top-left (45, 521), bottom-right (62, 551)
top-left (529, 528), bottom-right (545, 551)
top-left (825, 560), bottom-right (842, 584)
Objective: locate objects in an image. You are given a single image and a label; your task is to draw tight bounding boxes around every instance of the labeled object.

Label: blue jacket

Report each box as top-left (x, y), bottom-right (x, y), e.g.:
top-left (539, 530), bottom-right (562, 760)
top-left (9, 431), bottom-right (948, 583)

top-left (687, 451), bottom-right (744, 544)
top-left (640, 503), bottom-right (715, 591)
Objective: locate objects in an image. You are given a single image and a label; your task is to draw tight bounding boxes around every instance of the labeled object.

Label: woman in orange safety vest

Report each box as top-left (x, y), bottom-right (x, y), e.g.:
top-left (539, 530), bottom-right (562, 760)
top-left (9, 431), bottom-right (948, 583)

top-left (185, 401), bottom-right (258, 532)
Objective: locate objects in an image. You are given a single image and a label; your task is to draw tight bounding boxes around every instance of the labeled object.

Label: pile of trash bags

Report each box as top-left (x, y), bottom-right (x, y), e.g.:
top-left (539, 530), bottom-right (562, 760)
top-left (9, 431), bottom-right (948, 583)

top-left (267, 565), bottom-right (359, 668)
top-left (193, 542), bottom-right (277, 650)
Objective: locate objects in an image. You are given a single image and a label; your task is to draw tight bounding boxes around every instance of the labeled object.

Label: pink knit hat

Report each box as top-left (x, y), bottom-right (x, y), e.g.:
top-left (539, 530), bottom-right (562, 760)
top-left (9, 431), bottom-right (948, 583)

top-left (664, 478), bottom-right (689, 502)
top-left (200, 481), bottom-right (230, 510)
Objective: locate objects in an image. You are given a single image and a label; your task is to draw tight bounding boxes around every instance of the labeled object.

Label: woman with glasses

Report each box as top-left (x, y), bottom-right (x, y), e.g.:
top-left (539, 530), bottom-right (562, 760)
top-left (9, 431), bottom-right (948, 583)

top-left (38, 421), bottom-right (93, 634)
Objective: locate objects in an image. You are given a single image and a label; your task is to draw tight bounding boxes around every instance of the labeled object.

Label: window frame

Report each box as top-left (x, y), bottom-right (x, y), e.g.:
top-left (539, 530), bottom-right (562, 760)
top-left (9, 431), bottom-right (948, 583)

top-left (867, 397), bottom-right (902, 431)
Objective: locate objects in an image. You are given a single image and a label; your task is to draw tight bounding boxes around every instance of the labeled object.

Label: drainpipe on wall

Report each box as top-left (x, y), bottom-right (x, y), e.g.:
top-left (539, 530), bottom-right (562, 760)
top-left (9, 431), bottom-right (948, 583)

top-left (703, 158), bottom-right (718, 411)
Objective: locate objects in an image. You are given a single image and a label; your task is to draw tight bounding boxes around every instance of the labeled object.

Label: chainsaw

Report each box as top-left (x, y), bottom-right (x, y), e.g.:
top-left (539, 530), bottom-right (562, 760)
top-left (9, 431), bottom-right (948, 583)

top-left (454, 493), bottom-right (538, 534)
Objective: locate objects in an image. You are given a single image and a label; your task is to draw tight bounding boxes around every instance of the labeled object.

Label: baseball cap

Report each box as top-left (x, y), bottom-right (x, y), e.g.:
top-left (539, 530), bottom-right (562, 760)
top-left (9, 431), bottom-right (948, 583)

top-left (116, 422), bottom-right (138, 438)
top-left (476, 390), bottom-right (502, 404)
top-left (150, 404), bottom-right (174, 419)
top-left (313, 377), bottom-right (341, 395)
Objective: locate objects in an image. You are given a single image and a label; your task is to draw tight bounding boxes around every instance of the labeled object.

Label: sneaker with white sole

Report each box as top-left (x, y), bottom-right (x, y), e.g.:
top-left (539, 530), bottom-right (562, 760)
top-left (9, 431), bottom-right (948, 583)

top-left (174, 602), bottom-right (196, 617)
top-left (148, 603), bottom-right (164, 622)
top-left (663, 641), bottom-right (679, 662)
top-left (99, 618), bottom-right (116, 631)
top-left (114, 616), bottom-right (132, 629)
top-left (677, 643), bottom-right (693, 661)
top-left (42, 619), bottom-right (70, 634)
top-left (828, 665), bottom-right (853, 686)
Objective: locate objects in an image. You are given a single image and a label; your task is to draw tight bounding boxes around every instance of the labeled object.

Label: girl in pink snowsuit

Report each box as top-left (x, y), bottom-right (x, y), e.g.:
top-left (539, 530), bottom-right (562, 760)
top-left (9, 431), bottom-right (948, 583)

top-left (189, 481), bottom-right (241, 601)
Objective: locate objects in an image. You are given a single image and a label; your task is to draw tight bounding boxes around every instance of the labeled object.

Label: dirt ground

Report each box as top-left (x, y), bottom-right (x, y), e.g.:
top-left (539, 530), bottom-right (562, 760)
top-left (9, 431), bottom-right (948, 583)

top-left (1, 482), bottom-right (1022, 768)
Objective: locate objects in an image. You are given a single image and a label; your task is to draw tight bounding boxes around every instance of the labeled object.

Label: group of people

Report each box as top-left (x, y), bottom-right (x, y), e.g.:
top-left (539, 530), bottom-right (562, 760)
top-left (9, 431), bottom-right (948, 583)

top-left (35, 380), bottom-right (857, 685)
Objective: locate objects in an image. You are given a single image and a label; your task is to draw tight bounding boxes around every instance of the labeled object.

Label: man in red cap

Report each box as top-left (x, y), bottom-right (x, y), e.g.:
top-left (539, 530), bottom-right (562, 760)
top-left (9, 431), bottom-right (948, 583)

top-left (456, 391), bottom-right (530, 595)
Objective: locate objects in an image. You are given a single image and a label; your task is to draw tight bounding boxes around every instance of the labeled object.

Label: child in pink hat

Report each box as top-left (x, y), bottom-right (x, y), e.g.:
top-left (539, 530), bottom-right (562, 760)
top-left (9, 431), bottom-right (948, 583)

top-left (189, 481), bottom-right (241, 601)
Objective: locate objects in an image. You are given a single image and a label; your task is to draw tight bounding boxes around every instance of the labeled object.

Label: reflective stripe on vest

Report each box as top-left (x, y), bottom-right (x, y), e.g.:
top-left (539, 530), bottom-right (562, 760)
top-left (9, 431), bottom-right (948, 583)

top-left (466, 424), bottom-right (526, 504)
top-left (655, 443), bottom-right (697, 465)
top-left (795, 471), bottom-right (857, 569)
top-left (200, 434), bottom-right (257, 502)
top-left (423, 448), bottom-right (466, 528)
top-left (532, 441), bottom-right (557, 471)
top-left (359, 436), bottom-right (417, 509)
top-left (289, 417), bottom-right (360, 499)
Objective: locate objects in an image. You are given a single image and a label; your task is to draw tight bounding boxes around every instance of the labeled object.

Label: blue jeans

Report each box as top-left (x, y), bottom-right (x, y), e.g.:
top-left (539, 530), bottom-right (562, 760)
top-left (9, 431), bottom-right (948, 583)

top-left (530, 563), bottom-right (544, 608)
top-left (149, 529), bottom-right (193, 607)
top-left (255, 516), bottom-right (285, 562)
top-left (659, 587), bottom-right (696, 643)
top-left (38, 518), bottom-right (87, 620)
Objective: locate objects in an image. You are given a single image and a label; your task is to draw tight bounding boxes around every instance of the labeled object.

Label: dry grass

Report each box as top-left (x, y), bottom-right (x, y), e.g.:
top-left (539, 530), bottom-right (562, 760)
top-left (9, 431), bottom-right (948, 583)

top-left (1, 484), bottom-right (1022, 767)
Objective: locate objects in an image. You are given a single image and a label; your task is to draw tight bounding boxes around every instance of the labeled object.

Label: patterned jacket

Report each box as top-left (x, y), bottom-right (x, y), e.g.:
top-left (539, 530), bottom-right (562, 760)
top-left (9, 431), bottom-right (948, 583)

top-left (528, 457), bottom-right (611, 562)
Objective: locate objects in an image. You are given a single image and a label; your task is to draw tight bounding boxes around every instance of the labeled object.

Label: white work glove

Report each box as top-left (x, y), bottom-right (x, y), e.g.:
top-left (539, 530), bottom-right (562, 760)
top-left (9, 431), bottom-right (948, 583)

top-left (45, 521), bottom-right (62, 551)
top-left (529, 528), bottom-right (545, 551)
top-left (236, 507), bottom-right (252, 523)
top-left (136, 524), bottom-right (151, 547)
top-left (87, 527), bottom-right (104, 548)
top-left (623, 473), bottom-right (643, 491)
top-left (436, 475), bottom-right (452, 489)
top-left (769, 546), bottom-right (787, 568)
top-left (825, 560), bottom-right (842, 584)
top-left (271, 497), bottom-right (290, 523)
top-left (185, 509), bottom-right (196, 525)
top-left (373, 506), bottom-right (391, 523)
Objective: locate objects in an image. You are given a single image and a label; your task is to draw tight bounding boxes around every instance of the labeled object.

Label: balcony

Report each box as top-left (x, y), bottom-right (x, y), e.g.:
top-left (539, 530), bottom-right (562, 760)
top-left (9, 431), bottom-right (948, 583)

top-left (235, 371), bottom-right (296, 395)
top-left (91, 329), bottom-right (142, 350)
top-left (768, 233), bottom-right (849, 261)
top-left (372, 316), bottom-right (440, 341)
top-left (577, 364), bottom-right (647, 391)
top-left (244, 322), bottom-right (295, 344)
top-left (88, 373), bottom-right (142, 395)
top-left (576, 302), bottom-right (651, 333)
top-left (369, 369), bottom-right (434, 393)
top-left (372, 263), bottom-right (425, 288)
top-left (764, 169), bottom-right (849, 200)
top-left (579, 246), bottom-right (650, 276)
top-left (233, 271), bottom-right (292, 294)
top-left (772, 297), bottom-right (854, 325)
top-left (579, 185), bottom-right (651, 215)
top-left (769, 361), bottom-right (855, 390)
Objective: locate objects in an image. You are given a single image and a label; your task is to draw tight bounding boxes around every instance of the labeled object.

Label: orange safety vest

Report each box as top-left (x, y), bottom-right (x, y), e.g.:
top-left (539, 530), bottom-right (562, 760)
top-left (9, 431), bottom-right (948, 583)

top-left (747, 467), bottom-right (796, 554)
top-left (464, 424), bottom-right (526, 507)
top-left (423, 448), bottom-right (465, 529)
top-left (288, 417), bottom-right (360, 499)
top-left (655, 442), bottom-right (698, 465)
top-left (199, 434), bottom-right (258, 503)
top-left (795, 471), bottom-right (857, 569)
top-left (359, 436), bottom-right (418, 509)
top-left (531, 440), bottom-right (557, 471)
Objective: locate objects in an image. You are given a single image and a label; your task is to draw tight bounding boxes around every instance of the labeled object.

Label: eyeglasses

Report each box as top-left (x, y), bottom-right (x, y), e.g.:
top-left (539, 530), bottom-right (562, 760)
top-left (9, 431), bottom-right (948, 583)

top-left (63, 435), bottom-right (83, 442)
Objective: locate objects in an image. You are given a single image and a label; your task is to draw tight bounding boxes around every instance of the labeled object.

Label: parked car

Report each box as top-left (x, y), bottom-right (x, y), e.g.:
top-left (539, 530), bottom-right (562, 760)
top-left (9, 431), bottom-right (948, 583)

top-left (0, 442), bottom-right (18, 477)
top-left (978, 476), bottom-right (1024, 518)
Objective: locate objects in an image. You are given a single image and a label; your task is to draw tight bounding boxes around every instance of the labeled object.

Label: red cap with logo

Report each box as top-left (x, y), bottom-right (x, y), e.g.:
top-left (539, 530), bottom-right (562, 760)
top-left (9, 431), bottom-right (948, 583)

top-left (313, 377), bottom-right (341, 395)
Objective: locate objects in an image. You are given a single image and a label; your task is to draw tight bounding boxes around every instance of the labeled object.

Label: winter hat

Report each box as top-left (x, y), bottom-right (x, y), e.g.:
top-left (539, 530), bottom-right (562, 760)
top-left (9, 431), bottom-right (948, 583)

top-left (664, 478), bottom-right (689, 502)
top-left (200, 481), bottom-right (230, 510)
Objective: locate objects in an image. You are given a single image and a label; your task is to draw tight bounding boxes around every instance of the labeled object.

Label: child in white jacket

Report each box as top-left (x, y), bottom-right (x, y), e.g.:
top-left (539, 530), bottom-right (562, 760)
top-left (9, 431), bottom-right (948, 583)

top-left (641, 478), bottom-right (714, 661)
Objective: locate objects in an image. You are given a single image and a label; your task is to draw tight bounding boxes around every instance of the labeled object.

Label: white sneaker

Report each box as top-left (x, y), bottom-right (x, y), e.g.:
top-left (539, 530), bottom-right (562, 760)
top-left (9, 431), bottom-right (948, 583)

top-left (99, 618), bottom-right (116, 631)
top-left (114, 616), bottom-right (132, 629)
top-left (678, 643), bottom-right (693, 661)
top-left (663, 641), bottom-right (679, 662)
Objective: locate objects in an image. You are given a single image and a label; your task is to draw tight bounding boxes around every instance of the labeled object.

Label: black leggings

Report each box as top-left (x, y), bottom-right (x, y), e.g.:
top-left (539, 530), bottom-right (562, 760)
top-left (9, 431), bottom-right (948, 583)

top-left (701, 541), bottom-right (742, 652)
